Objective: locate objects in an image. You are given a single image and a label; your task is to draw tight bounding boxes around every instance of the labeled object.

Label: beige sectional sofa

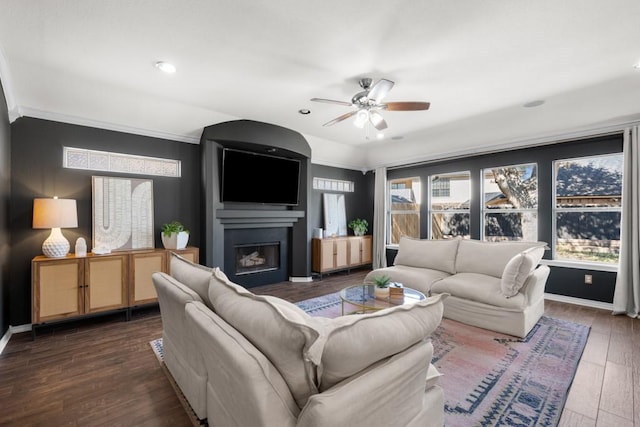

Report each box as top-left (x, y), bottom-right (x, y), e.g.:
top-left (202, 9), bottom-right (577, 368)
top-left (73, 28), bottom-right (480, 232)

top-left (153, 253), bottom-right (447, 426)
top-left (365, 237), bottom-right (549, 338)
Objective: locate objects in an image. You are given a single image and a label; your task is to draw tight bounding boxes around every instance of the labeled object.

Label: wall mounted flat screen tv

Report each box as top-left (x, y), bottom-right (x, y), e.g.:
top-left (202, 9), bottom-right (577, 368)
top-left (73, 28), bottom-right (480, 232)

top-left (221, 148), bottom-right (301, 205)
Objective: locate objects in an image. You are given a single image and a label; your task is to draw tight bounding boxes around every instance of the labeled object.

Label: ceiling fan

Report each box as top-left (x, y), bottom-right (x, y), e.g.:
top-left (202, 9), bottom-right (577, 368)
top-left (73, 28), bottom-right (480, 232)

top-left (310, 78), bottom-right (430, 131)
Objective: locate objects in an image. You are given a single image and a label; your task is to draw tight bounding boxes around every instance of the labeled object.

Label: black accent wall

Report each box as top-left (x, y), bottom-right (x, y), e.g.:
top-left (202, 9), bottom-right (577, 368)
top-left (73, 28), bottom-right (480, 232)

top-left (9, 117), bottom-right (201, 326)
top-left (0, 79), bottom-right (10, 337)
top-left (386, 134), bottom-right (622, 303)
top-left (309, 164), bottom-right (375, 238)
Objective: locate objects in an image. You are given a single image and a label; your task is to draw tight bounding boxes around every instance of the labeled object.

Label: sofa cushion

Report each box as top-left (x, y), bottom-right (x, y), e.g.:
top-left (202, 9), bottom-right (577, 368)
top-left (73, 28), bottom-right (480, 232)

top-left (364, 265), bottom-right (451, 296)
top-left (308, 293), bottom-right (446, 391)
top-left (501, 246), bottom-right (546, 297)
top-left (394, 237), bottom-right (460, 274)
top-left (425, 363), bottom-right (442, 390)
top-left (431, 273), bottom-right (526, 309)
top-left (455, 240), bottom-right (547, 278)
top-left (169, 252), bottom-right (213, 308)
top-left (208, 268), bottom-right (323, 409)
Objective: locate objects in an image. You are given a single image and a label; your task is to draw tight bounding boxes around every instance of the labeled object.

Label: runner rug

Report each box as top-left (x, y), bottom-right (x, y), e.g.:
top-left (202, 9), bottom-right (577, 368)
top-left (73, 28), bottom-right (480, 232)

top-left (151, 292), bottom-right (589, 427)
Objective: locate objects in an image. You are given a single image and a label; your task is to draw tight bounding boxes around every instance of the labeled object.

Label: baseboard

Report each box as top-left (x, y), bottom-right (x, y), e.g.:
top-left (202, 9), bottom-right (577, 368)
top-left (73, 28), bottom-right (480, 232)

top-left (0, 324), bottom-right (33, 355)
top-left (289, 276), bottom-right (313, 283)
top-left (544, 293), bottom-right (614, 311)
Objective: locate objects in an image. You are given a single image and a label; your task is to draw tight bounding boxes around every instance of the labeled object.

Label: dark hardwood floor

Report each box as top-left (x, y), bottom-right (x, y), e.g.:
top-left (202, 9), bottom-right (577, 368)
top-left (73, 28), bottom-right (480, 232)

top-left (1, 268), bottom-right (637, 426)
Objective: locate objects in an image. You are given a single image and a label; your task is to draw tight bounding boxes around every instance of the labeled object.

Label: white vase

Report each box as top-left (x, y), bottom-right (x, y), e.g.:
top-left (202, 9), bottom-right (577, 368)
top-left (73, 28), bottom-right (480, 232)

top-left (374, 287), bottom-right (389, 300)
top-left (161, 231), bottom-right (189, 249)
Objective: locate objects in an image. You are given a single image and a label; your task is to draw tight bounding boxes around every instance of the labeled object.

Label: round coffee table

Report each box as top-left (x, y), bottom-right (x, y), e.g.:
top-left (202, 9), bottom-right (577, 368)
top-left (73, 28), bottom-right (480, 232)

top-left (339, 284), bottom-right (426, 315)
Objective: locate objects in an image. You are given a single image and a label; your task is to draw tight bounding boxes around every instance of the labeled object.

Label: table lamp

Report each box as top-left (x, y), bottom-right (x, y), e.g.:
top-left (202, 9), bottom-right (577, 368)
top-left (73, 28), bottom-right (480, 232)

top-left (33, 197), bottom-right (78, 257)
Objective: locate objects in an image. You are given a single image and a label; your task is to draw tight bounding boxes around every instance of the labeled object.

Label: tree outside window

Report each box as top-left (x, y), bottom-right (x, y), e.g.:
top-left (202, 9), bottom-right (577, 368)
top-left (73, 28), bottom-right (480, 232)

top-left (482, 163), bottom-right (538, 241)
top-left (430, 172), bottom-right (470, 239)
top-left (554, 154), bottom-right (622, 264)
top-left (389, 177), bottom-right (420, 244)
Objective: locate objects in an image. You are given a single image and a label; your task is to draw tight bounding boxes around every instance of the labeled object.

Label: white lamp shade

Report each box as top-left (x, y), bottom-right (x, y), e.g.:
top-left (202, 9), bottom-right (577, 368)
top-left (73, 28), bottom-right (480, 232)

top-left (33, 197), bottom-right (78, 258)
top-left (33, 198), bottom-right (78, 229)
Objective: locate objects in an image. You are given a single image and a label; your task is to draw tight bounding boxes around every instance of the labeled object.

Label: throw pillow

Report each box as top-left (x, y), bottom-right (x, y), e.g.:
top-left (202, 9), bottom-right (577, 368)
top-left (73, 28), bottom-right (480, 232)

top-left (308, 293), bottom-right (447, 391)
top-left (500, 246), bottom-right (545, 297)
top-left (393, 236), bottom-right (460, 274)
top-left (169, 252), bottom-right (214, 308)
top-left (208, 268), bottom-right (323, 409)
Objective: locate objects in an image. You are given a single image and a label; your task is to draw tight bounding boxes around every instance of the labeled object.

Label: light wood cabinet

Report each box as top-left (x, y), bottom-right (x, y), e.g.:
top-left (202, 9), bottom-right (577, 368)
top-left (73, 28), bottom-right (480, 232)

top-left (312, 235), bottom-right (372, 276)
top-left (32, 247), bottom-right (200, 329)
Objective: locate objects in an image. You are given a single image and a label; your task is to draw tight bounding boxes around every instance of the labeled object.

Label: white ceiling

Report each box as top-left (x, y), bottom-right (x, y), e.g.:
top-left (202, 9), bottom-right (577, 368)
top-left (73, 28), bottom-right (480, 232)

top-left (1, 0), bottom-right (639, 171)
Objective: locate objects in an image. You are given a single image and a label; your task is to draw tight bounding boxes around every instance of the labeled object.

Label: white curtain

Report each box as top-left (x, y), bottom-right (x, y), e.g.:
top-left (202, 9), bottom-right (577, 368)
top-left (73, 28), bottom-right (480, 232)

top-left (372, 167), bottom-right (387, 269)
top-left (613, 126), bottom-right (640, 318)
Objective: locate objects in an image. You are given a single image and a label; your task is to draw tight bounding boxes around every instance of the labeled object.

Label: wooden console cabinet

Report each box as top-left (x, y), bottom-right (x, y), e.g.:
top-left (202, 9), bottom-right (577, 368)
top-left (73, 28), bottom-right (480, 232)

top-left (312, 235), bottom-right (372, 276)
top-left (32, 247), bottom-right (199, 328)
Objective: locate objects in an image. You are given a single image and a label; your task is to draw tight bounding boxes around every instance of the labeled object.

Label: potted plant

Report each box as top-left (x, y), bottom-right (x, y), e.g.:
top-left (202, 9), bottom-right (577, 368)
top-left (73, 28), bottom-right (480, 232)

top-left (348, 218), bottom-right (368, 236)
top-left (372, 274), bottom-right (391, 300)
top-left (161, 221), bottom-right (190, 250)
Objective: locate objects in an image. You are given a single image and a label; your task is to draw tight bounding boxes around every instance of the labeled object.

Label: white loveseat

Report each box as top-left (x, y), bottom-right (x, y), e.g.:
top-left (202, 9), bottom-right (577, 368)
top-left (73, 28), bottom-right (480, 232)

top-left (153, 253), bottom-right (447, 426)
top-left (365, 237), bottom-right (549, 338)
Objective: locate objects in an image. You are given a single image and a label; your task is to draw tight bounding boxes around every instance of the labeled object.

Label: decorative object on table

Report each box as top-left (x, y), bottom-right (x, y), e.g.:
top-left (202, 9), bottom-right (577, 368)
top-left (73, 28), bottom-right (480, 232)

top-left (389, 282), bottom-right (405, 303)
top-left (74, 237), bottom-right (87, 257)
top-left (372, 274), bottom-right (391, 300)
top-left (32, 197), bottom-right (78, 258)
top-left (92, 176), bottom-right (154, 252)
top-left (161, 220), bottom-right (190, 249)
top-left (348, 218), bottom-right (368, 236)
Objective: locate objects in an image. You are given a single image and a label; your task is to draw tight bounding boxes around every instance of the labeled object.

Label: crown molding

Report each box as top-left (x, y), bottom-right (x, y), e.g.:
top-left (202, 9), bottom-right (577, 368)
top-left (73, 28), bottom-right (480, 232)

top-left (18, 106), bottom-right (201, 144)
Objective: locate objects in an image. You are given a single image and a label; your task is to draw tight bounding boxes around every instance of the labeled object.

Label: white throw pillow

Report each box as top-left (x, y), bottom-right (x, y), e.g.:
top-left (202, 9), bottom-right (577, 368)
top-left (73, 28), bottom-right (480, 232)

top-left (308, 293), bottom-right (447, 391)
top-left (169, 252), bottom-right (214, 308)
top-left (393, 236), bottom-right (460, 274)
top-left (208, 268), bottom-right (323, 408)
top-left (500, 246), bottom-right (545, 297)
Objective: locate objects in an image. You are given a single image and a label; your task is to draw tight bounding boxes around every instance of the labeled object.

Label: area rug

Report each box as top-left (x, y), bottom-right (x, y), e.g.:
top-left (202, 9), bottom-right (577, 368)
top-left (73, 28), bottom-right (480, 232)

top-left (152, 293), bottom-right (589, 427)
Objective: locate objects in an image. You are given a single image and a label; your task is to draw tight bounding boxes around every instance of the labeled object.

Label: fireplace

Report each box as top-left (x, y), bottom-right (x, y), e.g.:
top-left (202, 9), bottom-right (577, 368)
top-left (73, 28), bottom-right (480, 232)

top-left (235, 242), bottom-right (280, 275)
top-left (223, 227), bottom-right (289, 288)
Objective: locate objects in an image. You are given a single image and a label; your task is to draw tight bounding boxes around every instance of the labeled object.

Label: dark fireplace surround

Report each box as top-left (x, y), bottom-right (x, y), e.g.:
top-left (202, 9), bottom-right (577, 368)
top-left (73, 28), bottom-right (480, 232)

top-left (201, 120), bottom-right (311, 288)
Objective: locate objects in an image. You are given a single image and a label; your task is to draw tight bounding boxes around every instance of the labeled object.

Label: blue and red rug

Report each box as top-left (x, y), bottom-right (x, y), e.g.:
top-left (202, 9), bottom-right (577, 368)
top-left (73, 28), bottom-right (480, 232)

top-left (295, 292), bottom-right (589, 427)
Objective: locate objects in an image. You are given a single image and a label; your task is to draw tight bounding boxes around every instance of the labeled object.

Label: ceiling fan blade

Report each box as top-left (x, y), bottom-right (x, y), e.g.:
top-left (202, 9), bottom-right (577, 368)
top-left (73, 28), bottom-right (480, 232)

top-left (367, 79), bottom-right (394, 103)
top-left (369, 111), bottom-right (388, 131)
top-left (383, 101), bottom-right (431, 111)
top-left (310, 98), bottom-right (353, 107)
top-left (323, 110), bottom-right (358, 126)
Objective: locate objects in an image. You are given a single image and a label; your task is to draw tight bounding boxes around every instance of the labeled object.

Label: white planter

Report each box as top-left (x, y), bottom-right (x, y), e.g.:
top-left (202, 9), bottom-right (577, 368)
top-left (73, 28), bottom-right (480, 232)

top-left (374, 287), bottom-right (389, 300)
top-left (161, 231), bottom-right (189, 249)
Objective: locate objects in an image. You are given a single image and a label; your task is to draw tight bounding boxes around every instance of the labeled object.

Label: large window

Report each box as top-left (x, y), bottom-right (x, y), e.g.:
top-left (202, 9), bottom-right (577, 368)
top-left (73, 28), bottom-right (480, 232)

top-left (482, 163), bottom-right (538, 241)
top-left (430, 172), bottom-right (470, 239)
top-left (389, 177), bottom-right (421, 244)
top-left (554, 154), bottom-right (623, 264)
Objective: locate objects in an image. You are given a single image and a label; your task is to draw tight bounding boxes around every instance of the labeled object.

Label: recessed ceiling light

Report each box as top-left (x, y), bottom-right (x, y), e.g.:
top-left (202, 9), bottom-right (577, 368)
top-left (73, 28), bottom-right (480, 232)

top-left (298, 109), bottom-right (311, 115)
top-left (376, 133), bottom-right (384, 140)
top-left (523, 100), bottom-right (545, 108)
top-left (155, 61), bottom-right (176, 74)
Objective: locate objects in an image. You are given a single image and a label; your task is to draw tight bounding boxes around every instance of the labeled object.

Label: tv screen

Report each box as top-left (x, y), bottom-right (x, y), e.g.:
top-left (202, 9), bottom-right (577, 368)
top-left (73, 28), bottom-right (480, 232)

top-left (221, 148), bottom-right (301, 205)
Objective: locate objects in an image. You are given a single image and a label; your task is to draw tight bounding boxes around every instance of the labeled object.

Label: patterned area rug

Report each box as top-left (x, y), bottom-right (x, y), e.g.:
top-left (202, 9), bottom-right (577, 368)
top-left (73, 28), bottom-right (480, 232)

top-left (151, 293), bottom-right (589, 427)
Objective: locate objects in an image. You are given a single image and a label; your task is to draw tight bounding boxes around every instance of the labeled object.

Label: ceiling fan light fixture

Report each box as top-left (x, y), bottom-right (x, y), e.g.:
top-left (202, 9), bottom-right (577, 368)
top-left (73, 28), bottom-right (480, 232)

top-left (354, 110), bottom-right (369, 128)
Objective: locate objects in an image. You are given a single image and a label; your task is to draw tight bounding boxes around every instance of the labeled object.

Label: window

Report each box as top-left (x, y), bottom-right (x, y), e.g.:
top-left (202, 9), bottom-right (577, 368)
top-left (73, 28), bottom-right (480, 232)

top-left (482, 163), bottom-right (538, 241)
top-left (430, 172), bottom-right (470, 239)
top-left (389, 177), bottom-right (421, 244)
top-left (554, 154), bottom-right (623, 264)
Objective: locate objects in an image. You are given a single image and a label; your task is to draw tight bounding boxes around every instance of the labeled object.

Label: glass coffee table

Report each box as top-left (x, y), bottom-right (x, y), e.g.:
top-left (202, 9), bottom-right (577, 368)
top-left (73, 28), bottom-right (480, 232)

top-left (339, 284), bottom-right (426, 315)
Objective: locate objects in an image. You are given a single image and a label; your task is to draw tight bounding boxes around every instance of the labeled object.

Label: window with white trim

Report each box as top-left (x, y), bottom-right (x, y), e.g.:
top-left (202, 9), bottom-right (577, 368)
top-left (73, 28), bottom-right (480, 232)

top-left (482, 163), bottom-right (538, 241)
top-left (554, 153), bottom-right (623, 264)
top-left (429, 172), bottom-right (470, 239)
top-left (389, 177), bottom-right (421, 244)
